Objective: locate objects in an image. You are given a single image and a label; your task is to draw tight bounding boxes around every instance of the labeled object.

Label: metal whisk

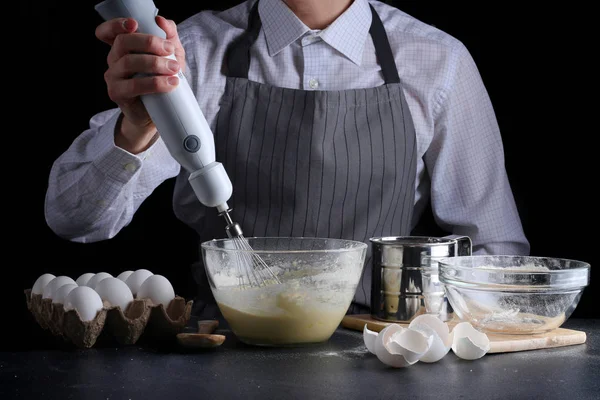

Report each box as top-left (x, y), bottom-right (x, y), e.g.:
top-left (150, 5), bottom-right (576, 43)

top-left (220, 210), bottom-right (281, 288)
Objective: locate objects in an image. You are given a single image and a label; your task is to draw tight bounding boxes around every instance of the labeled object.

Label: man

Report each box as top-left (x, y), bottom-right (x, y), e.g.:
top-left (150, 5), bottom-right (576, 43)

top-left (44, 0), bottom-right (529, 313)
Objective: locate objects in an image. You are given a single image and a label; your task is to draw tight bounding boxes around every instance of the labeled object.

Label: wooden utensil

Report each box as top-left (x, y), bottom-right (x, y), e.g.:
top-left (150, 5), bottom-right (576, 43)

top-left (198, 320), bottom-right (219, 334)
top-left (176, 333), bottom-right (226, 349)
top-left (176, 319), bottom-right (224, 349)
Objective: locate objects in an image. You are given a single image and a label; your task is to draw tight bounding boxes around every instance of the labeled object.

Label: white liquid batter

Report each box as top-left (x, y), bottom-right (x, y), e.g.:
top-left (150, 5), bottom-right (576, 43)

top-left (214, 278), bottom-right (356, 346)
top-left (205, 247), bottom-right (365, 346)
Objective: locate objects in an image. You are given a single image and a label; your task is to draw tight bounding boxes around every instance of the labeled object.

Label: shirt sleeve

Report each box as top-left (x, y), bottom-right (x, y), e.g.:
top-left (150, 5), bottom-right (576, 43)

top-left (425, 42), bottom-right (530, 256)
top-left (44, 107), bottom-right (180, 243)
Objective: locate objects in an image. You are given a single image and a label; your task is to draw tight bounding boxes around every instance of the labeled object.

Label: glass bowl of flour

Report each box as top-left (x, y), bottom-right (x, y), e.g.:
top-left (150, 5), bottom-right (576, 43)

top-left (201, 237), bottom-right (368, 346)
top-left (437, 255), bottom-right (590, 334)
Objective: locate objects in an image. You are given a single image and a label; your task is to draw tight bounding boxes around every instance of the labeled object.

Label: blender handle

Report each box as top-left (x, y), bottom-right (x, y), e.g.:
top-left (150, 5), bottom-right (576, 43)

top-left (94, 0), bottom-right (234, 213)
top-left (442, 235), bottom-right (472, 256)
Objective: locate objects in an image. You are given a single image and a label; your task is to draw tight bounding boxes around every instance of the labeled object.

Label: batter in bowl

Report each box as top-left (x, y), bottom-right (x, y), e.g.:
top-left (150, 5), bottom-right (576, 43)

top-left (214, 280), bottom-right (355, 346)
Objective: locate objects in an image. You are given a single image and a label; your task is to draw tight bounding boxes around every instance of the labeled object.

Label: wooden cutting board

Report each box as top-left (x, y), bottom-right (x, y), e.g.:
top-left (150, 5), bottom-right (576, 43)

top-left (341, 314), bottom-right (587, 353)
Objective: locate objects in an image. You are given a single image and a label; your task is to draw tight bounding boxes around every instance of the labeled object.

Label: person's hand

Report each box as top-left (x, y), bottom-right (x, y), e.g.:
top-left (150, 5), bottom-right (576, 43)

top-left (95, 16), bottom-right (186, 154)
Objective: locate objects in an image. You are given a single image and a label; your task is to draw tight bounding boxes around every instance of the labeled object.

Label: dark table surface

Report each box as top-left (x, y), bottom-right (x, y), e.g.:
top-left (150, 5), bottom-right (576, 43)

top-left (1, 318), bottom-right (598, 400)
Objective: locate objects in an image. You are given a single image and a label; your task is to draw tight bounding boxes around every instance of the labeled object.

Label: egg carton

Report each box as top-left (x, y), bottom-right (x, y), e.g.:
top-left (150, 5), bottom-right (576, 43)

top-left (24, 289), bottom-right (193, 348)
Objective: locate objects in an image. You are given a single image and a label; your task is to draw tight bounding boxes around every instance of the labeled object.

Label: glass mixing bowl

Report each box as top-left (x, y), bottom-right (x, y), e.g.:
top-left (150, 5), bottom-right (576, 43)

top-left (201, 237), bottom-right (368, 346)
top-left (437, 255), bottom-right (590, 334)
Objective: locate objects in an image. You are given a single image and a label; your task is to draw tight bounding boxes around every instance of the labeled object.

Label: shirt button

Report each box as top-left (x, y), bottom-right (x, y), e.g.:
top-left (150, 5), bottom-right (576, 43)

top-left (302, 35), bottom-right (318, 45)
top-left (123, 163), bottom-right (137, 172)
top-left (309, 78), bottom-right (319, 89)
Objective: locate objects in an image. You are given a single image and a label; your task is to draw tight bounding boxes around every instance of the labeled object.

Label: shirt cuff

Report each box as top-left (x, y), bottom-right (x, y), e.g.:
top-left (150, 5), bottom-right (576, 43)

top-left (90, 111), bottom-right (158, 184)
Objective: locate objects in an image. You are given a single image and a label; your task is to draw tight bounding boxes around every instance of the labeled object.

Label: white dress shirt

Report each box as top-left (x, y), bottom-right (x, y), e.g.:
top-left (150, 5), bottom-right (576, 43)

top-left (44, 0), bottom-right (530, 255)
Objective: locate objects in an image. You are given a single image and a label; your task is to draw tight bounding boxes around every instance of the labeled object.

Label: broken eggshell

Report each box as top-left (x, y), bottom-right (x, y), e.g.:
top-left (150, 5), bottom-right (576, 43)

top-left (450, 322), bottom-right (490, 360)
top-left (363, 324), bottom-right (378, 354)
top-left (374, 324), bottom-right (432, 368)
top-left (408, 314), bottom-right (452, 363)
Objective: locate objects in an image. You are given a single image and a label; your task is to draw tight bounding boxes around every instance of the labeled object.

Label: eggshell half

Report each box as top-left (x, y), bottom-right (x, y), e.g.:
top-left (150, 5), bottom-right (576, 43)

top-left (374, 324), bottom-right (432, 368)
top-left (363, 324), bottom-right (378, 354)
top-left (451, 322), bottom-right (490, 360)
top-left (390, 328), bottom-right (433, 364)
top-left (408, 315), bottom-right (452, 363)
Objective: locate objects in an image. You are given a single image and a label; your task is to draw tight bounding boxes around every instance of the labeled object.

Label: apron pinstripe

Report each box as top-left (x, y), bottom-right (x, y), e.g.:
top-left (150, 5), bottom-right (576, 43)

top-left (195, 1), bottom-right (417, 313)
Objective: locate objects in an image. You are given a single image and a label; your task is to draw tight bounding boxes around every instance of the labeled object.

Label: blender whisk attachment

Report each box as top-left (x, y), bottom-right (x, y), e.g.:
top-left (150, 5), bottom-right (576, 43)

top-left (219, 210), bottom-right (281, 289)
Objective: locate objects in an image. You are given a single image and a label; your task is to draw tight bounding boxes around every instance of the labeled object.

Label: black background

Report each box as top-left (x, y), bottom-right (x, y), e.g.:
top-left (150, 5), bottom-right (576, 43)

top-left (9, 0), bottom-right (595, 348)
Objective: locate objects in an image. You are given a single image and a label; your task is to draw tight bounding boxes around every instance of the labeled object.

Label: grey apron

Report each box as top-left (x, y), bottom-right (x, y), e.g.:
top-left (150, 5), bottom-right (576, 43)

top-left (191, 1), bottom-right (418, 316)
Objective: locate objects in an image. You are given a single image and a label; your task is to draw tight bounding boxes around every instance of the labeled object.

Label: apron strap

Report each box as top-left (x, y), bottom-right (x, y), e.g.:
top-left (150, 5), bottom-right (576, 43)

top-left (368, 4), bottom-right (400, 84)
top-left (226, 0), bottom-right (401, 84)
top-left (226, 1), bottom-right (262, 79)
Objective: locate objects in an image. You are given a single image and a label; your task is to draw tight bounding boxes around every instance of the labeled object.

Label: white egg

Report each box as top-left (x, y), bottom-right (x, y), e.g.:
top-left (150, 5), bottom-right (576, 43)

top-left (86, 272), bottom-right (113, 289)
top-left (64, 286), bottom-right (104, 322)
top-left (75, 273), bottom-right (95, 286)
top-left (450, 322), bottom-right (490, 360)
top-left (116, 270), bottom-right (134, 282)
top-left (125, 269), bottom-right (154, 296)
top-left (32, 273), bottom-right (56, 295)
top-left (137, 275), bottom-right (175, 307)
top-left (408, 315), bottom-right (452, 363)
top-left (52, 284), bottom-right (78, 304)
top-left (42, 276), bottom-right (77, 300)
top-left (374, 323), bottom-right (432, 368)
top-left (363, 324), bottom-right (378, 354)
top-left (94, 277), bottom-right (134, 311)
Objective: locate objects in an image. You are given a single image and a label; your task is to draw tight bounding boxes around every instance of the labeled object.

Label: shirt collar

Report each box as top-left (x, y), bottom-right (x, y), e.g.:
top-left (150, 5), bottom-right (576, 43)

top-left (259, 0), bottom-right (310, 57)
top-left (259, 0), bottom-right (372, 66)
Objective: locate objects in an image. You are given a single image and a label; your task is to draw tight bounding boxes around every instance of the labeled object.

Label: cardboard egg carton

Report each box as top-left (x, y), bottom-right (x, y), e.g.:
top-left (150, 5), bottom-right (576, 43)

top-left (24, 289), bottom-right (193, 348)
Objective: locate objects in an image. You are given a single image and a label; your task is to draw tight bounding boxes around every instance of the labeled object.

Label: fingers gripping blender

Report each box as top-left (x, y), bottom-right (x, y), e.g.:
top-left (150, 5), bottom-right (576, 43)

top-left (95, 0), bottom-right (243, 239)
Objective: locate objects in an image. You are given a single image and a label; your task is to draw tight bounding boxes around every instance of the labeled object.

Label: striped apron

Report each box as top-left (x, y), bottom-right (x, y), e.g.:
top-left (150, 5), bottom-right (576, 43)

top-left (193, 1), bottom-right (417, 315)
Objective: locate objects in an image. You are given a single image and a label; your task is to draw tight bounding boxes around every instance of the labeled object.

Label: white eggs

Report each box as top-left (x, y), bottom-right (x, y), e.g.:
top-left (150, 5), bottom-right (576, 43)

top-left (86, 272), bottom-right (113, 289)
top-left (125, 269), bottom-right (154, 296)
top-left (64, 286), bottom-right (104, 322)
top-left (116, 270), bottom-right (134, 282)
top-left (137, 275), bottom-right (175, 307)
top-left (31, 269), bottom-right (179, 324)
top-left (451, 322), bottom-right (491, 360)
top-left (94, 277), bottom-right (134, 311)
top-left (75, 273), bottom-right (95, 286)
top-left (32, 273), bottom-right (56, 295)
top-left (42, 276), bottom-right (77, 300)
top-left (52, 283), bottom-right (78, 304)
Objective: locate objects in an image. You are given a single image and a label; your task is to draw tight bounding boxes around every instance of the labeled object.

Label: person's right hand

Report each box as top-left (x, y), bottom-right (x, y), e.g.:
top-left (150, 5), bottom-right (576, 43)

top-left (95, 16), bottom-right (186, 154)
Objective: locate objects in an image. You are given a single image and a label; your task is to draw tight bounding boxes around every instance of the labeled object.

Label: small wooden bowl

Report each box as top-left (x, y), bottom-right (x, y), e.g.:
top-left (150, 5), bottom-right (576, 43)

top-left (176, 333), bottom-right (226, 349)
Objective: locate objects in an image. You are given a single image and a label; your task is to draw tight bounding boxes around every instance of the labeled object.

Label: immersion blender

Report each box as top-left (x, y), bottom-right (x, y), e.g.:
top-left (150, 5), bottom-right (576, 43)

top-left (94, 0), bottom-right (243, 238)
